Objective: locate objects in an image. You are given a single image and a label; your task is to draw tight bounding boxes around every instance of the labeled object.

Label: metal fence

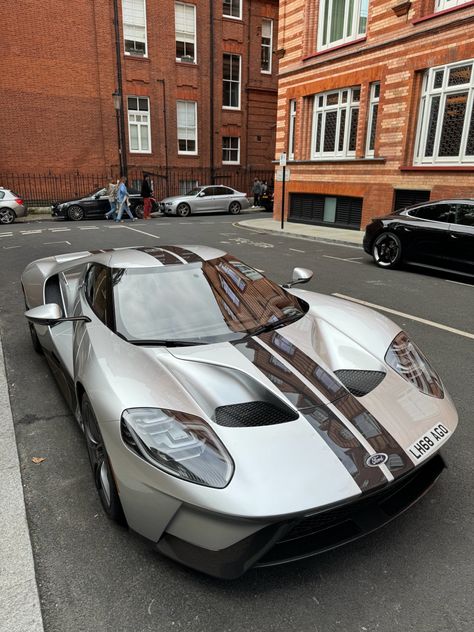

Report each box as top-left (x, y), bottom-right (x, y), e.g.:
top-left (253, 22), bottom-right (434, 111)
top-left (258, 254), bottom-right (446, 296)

top-left (0, 167), bottom-right (274, 205)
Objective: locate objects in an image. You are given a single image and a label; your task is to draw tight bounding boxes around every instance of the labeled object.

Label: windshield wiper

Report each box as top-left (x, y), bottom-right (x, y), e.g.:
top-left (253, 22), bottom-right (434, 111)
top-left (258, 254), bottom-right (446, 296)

top-left (246, 314), bottom-right (303, 338)
top-left (130, 339), bottom-right (207, 347)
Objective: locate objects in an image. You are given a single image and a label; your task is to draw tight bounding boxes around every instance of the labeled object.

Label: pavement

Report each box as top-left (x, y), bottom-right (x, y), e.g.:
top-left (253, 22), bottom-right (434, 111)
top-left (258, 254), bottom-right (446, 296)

top-left (2, 208), bottom-right (363, 632)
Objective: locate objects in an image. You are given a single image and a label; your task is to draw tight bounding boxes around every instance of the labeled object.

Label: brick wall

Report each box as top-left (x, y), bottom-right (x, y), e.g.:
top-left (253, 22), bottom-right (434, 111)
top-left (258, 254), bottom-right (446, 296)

top-left (274, 0), bottom-right (474, 228)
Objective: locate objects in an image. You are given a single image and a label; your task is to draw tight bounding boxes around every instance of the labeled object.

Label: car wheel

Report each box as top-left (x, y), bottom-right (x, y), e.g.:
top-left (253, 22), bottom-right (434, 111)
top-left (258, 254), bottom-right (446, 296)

top-left (81, 394), bottom-right (126, 525)
top-left (67, 205), bottom-right (84, 221)
top-left (0, 208), bottom-right (16, 224)
top-left (372, 232), bottom-right (403, 269)
top-left (228, 201), bottom-right (241, 215)
top-left (176, 203), bottom-right (191, 217)
top-left (134, 203), bottom-right (144, 219)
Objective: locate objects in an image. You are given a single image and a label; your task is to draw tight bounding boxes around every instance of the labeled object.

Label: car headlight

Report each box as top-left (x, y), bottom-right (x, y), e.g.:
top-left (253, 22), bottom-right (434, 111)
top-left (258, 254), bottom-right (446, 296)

top-left (385, 331), bottom-right (444, 398)
top-left (121, 408), bottom-right (234, 488)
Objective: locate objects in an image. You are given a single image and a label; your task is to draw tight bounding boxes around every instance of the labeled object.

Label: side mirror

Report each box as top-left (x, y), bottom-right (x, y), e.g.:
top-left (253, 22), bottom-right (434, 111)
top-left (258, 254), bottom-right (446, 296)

top-left (197, 191), bottom-right (205, 197)
top-left (282, 267), bottom-right (313, 289)
top-left (25, 304), bottom-right (91, 326)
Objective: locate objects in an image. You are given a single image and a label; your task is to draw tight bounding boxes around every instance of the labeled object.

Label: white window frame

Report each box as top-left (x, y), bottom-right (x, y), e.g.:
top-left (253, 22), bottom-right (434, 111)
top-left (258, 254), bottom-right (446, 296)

top-left (365, 82), bottom-right (380, 157)
top-left (223, 0), bottom-right (242, 19)
top-left (317, 0), bottom-right (368, 52)
top-left (223, 53), bottom-right (241, 110)
top-left (435, 0), bottom-right (471, 11)
top-left (288, 99), bottom-right (297, 160)
top-left (175, 2), bottom-right (197, 63)
top-left (122, 0), bottom-right (148, 57)
top-left (177, 100), bottom-right (198, 155)
top-left (311, 87), bottom-right (360, 159)
top-left (127, 96), bottom-right (151, 153)
top-left (222, 137), bottom-right (240, 164)
top-left (179, 179), bottom-right (199, 194)
top-left (414, 59), bottom-right (474, 166)
top-left (261, 19), bottom-right (273, 74)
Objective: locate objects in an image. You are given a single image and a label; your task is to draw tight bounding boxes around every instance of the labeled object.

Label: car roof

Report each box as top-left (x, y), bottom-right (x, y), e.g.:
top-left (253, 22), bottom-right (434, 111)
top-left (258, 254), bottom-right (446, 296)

top-left (402, 198), bottom-right (474, 210)
top-left (87, 245), bottom-right (227, 268)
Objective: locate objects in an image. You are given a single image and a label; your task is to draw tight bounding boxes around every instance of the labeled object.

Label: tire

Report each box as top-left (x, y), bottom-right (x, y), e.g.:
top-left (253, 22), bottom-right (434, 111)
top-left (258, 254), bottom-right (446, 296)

top-left (372, 232), bottom-right (403, 269)
top-left (176, 203), bottom-right (191, 217)
top-left (134, 203), bottom-right (144, 219)
top-left (228, 201), bottom-right (241, 215)
top-left (0, 208), bottom-right (16, 224)
top-left (81, 394), bottom-right (126, 525)
top-left (67, 205), bottom-right (85, 221)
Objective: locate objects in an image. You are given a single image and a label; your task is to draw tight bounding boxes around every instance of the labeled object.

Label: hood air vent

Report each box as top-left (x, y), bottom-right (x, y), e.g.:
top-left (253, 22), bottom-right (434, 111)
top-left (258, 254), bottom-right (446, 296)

top-left (214, 401), bottom-right (298, 428)
top-left (333, 370), bottom-right (386, 397)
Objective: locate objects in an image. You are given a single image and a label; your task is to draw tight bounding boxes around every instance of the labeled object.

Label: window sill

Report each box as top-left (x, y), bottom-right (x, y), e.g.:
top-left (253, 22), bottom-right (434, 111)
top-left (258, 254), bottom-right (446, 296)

top-left (124, 53), bottom-right (150, 62)
top-left (222, 106), bottom-right (241, 111)
top-left (303, 37), bottom-right (367, 62)
top-left (412, 0), bottom-right (474, 24)
top-left (279, 157), bottom-right (386, 165)
top-left (129, 150), bottom-right (152, 155)
top-left (178, 152), bottom-right (199, 157)
top-left (401, 165), bottom-right (474, 171)
top-left (176, 59), bottom-right (197, 66)
top-left (222, 162), bottom-right (240, 165)
top-left (222, 15), bottom-right (243, 22)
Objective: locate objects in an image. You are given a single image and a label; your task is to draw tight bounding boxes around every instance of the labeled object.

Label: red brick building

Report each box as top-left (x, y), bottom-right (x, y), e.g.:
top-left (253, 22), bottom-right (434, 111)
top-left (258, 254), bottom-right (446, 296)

top-left (274, 0), bottom-right (474, 229)
top-left (0, 0), bottom-right (278, 197)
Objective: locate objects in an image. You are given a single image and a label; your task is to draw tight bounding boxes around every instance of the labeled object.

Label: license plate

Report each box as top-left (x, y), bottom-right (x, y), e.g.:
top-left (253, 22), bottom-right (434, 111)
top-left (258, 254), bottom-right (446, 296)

top-left (407, 423), bottom-right (451, 463)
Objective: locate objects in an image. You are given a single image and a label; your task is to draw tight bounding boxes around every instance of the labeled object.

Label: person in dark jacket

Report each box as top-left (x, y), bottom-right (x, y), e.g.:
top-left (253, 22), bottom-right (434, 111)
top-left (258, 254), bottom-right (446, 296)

top-left (141, 175), bottom-right (152, 220)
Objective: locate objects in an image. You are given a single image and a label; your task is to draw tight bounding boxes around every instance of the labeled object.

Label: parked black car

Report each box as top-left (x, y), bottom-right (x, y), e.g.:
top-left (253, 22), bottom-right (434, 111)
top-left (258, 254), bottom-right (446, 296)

top-left (260, 187), bottom-right (274, 212)
top-left (363, 199), bottom-right (474, 277)
top-left (51, 187), bottom-right (158, 221)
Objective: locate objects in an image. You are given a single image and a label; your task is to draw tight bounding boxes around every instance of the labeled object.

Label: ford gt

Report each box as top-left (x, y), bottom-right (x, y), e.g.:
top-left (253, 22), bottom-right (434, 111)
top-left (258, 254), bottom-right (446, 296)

top-left (22, 245), bottom-right (458, 578)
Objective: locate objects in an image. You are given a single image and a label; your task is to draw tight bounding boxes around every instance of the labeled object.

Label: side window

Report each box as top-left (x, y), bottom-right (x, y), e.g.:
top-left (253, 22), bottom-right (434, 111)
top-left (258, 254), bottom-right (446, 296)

top-left (85, 265), bottom-right (110, 324)
top-left (410, 204), bottom-right (452, 223)
top-left (0, 191), bottom-right (4, 200)
top-left (202, 187), bottom-right (214, 196)
top-left (214, 187), bottom-right (233, 196)
top-left (455, 204), bottom-right (474, 227)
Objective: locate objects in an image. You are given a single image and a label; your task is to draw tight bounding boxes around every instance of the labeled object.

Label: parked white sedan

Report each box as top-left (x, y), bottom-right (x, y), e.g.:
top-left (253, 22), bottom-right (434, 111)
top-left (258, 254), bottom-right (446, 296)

top-left (159, 185), bottom-right (250, 217)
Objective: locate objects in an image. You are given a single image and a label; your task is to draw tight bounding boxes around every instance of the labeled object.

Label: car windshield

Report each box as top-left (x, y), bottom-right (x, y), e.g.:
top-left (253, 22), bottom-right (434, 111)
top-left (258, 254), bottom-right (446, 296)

top-left (112, 255), bottom-right (306, 344)
top-left (184, 188), bottom-right (202, 196)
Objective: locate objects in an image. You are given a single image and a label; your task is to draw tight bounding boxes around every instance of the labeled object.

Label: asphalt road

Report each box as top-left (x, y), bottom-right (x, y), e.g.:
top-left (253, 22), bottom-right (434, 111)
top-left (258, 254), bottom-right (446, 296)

top-left (1, 214), bottom-right (473, 632)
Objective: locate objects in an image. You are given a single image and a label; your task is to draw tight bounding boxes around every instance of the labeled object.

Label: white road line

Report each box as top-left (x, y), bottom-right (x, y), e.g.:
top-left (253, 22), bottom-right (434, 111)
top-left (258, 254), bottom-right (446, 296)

top-left (323, 255), bottom-right (362, 264)
top-left (120, 225), bottom-right (160, 239)
top-left (50, 228), bottom-right (71, 232)
top-left (332, 293), bottom-right (474, 340)
top-left (3, 245), bottom-right (21, 249)
top-left (200, 222), bottom-right (215, 224)
top-left (347, 257), bottom-right (364, 261)
top-left (0, 233), bottom-right (13, 238)
top-left (289, 248), bottom-right (305, 253)
top-left (43, 240), bottom-right (71, 245)
top-left (179, 222), bottom-right (193, 224)
top-left (446, 279), bottom-right (473, 288)
top-left (20, 230), bottom-right (42, 235)
top-left (79, 226), bottom-right (99, 230)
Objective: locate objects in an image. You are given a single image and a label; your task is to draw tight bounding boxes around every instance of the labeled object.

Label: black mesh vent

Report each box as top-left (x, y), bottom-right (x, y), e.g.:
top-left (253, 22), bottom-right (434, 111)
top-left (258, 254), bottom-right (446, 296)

top-left (214, 401), bottom-right (298, 428)
top-left (333, 370), bottom-right (385, 397)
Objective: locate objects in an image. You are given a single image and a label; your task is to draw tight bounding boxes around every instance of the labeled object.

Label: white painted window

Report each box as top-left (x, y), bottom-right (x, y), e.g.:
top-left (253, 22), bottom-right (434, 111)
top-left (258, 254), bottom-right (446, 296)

top-left (311, 87), bottom-right (360, 159)
top-left (177, 101), bottom-right (198, 154)
top-left (122, 0), bottom-right (147, 56)
top-left (414, 59), bottom-right (474, 165)
top-left (175, 2), bottom-right (196, 63)
top-left (261, 19), bottom-right (273, 73)
top-left (435, 0), bottom-right (471, 11)
top-left (223, 0), bottom-right (242, 19)
top-left (222, 137), bottom-right (240, 163)
top-left (317, 0), bottom-right (368, 51)
top-left (179, 179), bottom-right (199, 194)
top-left (223, 54), bottom-right (241, 109)
top-left (127, 97), bottom-right (151, 153)
top-left (288, 99), bottom-right (297, 160)
top-left (365, 82), bottom-right (380, 157)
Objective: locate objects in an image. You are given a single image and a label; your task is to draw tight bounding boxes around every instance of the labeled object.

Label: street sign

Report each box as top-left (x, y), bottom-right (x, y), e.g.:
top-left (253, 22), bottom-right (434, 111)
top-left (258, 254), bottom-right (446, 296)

top-left (279, 152), bottom-right (287, 167)
top-left (276, 168), bottom-right (290, 182)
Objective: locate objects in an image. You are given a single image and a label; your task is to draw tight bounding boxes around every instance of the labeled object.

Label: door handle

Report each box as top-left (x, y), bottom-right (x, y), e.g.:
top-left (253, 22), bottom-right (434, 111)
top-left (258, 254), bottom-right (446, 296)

top-left (400, 226), bottom-right (412, 232)
top-left (449, 234), bottom-right (459, 239)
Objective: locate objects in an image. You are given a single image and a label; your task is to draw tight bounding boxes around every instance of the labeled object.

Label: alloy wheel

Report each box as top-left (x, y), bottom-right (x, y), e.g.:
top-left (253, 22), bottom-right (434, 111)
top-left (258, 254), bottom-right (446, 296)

top-left (229, 202), bottom-right (241, 215)
top-left (0, 208), bottom-right (16, 224)
top-left (177, 203), bottom-right (190, 217)
top-left (373, 232), bottom-right (402, 268)
top-left (67, 205), bottom-right (84, 221)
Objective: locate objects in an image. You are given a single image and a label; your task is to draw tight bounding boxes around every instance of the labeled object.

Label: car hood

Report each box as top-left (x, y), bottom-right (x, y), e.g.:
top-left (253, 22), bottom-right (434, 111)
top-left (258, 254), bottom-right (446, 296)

top-left (160, 195), bottom-right (196, 204)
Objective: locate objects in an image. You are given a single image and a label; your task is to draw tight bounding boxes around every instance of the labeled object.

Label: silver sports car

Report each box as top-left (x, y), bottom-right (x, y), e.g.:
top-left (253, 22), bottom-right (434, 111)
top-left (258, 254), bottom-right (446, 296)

top-left (159, 185), bottom-right (249, 216)
top-left (22, 246), bottom-right (458, 578)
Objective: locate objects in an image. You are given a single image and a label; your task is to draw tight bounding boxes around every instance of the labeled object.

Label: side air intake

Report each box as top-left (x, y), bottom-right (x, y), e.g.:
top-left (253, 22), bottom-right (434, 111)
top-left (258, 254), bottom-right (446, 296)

top-left (214, 401), bottom-right (298, 428)
top-left (333, 370), bottom-right (385, 397)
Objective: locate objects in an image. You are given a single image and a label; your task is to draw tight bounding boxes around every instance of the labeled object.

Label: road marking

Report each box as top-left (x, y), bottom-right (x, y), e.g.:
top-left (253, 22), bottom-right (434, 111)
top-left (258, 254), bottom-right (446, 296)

top-left (3, 245), bottom-right (21, 249)
top-left (200, 222), bottom-right (215, 224)
top-left (50, 228), bottom-right (71, 232)
top-left (289, 248), bottom-right (305, 253)
top-left (323, 255), bottom-right (362, 264)
top-left (120, 225), bottom-right (160, 239)
top-left (20, 230), bottom-right (42, 235)
top-left (332, 293), bottom-right (474, 340)
top-left (179, 222), bottom-right (193, 224)
top-left (0, 233), bottom-right (13, 238)
top-left (79, 226), bottom-right (99, 230)
top-left (446, 279), bottom-right (473, 288)
top-left (43, 240), bottom-right (71, 245)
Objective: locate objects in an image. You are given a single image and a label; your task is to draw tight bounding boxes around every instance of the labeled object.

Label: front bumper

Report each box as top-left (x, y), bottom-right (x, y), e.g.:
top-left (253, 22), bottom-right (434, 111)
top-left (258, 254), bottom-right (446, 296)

top-left (155, 453), bottom-right (445, 578)
top-left (51, 205), bottom-right (66, 218)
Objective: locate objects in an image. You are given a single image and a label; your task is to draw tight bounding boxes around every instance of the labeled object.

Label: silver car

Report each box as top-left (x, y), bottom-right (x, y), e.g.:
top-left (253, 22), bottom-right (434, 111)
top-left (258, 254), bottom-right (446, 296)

top-left (160, 185), bottom-right (249, 217)
top-left (22, 246), bottom-right (458, 578)
top-left (0, 188), bottom-right (28, 224)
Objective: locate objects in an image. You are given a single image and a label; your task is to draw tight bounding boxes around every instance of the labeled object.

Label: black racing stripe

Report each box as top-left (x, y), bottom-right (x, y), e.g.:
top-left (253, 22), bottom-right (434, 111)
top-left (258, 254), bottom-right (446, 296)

top-left (162, 246), bottom-right (203, 263)
top-left (234, 338), bottom-right (388, 490)
top-left (135, 246), bottom-right (183, 265)
top-left (260, 331), bottom-right (413, 477)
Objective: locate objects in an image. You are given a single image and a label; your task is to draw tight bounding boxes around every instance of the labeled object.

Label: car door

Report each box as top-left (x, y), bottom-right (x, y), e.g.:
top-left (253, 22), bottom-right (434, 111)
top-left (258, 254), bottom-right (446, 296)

top-left (212, 186), bottom-right (233, 213)
top-left (82, 188), bottom-right (108, 218)
top-left (447, 203), bottom-right (474, 276)
top-left (194, 187), bottom-right (217, 213)
top-left (400, 203), bottom-right (453, 268)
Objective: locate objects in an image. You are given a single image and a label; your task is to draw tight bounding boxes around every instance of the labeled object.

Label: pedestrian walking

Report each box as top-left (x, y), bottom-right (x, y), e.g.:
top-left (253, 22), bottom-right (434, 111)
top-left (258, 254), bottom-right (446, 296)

top-left (141, 174), bottom-right (152, 220)
top-left (115, 177), bottom-right (136, 223)
top-left (261, 180), bottom-right (268, 194)
top-left (252, 178), bottom-right (262, 207)
top-left (104, 179), bottom-right (119, 219)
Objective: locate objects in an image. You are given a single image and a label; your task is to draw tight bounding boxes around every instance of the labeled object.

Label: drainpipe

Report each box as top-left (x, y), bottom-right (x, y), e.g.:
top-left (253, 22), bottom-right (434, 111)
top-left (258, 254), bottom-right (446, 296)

top-left (209, 0), bottom-right (215, 184)
top-left (113, 0), bottom-right (128, 177)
